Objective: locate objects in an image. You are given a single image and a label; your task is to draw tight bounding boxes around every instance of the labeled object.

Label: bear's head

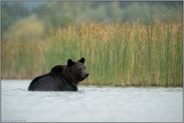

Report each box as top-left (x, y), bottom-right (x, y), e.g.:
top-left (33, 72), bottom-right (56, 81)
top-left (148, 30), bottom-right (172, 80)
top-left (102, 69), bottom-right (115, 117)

top-left (67, 57), bottom-right (89, 83)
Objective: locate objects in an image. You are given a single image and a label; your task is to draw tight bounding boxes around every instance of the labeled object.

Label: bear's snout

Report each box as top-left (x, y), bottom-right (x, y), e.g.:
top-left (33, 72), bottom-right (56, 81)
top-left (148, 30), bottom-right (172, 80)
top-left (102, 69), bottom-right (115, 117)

top-left (81, 72), bottom-right (89, 79)
top-left (85, 73), bottom-right (89, 78)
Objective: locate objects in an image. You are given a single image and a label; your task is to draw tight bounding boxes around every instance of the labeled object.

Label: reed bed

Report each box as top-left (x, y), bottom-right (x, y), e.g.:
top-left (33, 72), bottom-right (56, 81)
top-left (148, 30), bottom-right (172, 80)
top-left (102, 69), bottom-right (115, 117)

top-left (2, 21), bottom-right (183, 86)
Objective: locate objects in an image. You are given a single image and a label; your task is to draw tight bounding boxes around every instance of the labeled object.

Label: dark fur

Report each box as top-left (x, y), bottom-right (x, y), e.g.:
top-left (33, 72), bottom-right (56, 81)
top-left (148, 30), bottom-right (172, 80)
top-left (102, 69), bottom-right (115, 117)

top-left (28, 58), bottom-right (89, 91)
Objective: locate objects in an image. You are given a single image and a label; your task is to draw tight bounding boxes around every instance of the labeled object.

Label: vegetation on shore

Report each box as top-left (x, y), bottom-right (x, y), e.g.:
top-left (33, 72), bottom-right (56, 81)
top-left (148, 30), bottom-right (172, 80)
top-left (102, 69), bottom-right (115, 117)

top-left (2, 20), bottom-right (183, 86)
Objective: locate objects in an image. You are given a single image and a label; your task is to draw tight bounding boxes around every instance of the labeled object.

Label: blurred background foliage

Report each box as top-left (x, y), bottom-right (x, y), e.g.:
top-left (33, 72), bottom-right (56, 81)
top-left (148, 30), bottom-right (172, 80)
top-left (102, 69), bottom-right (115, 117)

top-left (1, 1), bottom-right (183, 86)
top-left (2, 1), bottom-right (183, 38)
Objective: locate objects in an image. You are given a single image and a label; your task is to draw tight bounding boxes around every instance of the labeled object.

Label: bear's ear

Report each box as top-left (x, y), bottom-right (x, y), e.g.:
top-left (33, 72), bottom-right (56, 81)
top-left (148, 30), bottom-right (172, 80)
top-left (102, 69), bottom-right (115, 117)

top-left (79, 57), bottom-right (85, 63)
top-left (67, 59), bottom-right (74, 67)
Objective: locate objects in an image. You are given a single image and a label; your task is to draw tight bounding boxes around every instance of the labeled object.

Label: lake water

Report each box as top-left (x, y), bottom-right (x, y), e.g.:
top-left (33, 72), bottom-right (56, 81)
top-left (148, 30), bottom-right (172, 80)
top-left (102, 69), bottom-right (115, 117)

top-left (1, 80), bottom-right (183, 122)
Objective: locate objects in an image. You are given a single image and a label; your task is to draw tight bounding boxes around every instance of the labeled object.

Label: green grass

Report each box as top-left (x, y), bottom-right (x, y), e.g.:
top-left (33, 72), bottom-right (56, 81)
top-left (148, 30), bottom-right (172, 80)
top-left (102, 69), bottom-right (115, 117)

top-left (2, 21), bottom-right (183, 86)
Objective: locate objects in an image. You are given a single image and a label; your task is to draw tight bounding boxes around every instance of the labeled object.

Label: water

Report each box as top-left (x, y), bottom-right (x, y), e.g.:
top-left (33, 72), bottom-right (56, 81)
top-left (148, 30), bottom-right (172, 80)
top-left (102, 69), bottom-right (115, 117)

top-left (1, 80), bottom-right (183, 122)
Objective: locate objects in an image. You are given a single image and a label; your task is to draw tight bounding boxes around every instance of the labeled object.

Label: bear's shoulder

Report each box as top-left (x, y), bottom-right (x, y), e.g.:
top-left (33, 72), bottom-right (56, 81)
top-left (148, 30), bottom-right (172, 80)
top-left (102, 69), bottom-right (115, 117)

top-left (50, 65), bottom-right (66, 74)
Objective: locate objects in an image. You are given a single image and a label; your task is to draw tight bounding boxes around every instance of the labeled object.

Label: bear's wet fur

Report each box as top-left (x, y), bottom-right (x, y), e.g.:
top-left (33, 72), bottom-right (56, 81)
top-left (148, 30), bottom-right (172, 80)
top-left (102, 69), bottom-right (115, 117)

top-left (28, 57), bottom-right (89, 91)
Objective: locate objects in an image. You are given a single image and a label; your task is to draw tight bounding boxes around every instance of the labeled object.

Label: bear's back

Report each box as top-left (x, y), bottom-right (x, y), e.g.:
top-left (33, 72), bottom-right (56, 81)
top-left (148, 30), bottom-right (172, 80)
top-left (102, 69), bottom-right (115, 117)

top-left (28, 74), bottom-right (77, 91)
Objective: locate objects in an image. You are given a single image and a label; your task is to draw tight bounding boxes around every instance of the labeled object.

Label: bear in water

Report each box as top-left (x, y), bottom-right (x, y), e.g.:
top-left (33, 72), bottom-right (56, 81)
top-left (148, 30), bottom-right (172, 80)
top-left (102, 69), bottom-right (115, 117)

top-left (28, 57), bottom-right (89, 91)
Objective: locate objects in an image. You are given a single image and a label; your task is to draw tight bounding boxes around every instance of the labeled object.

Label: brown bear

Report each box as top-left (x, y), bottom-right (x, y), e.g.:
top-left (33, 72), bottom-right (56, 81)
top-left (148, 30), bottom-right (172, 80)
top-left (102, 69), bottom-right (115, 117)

top-left (28, 57), bottom-right (89, 91)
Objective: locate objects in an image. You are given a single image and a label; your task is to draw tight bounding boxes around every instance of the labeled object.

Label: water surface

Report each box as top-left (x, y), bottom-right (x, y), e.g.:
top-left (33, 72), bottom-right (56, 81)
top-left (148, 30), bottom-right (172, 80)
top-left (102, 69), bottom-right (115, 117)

top-left (1, 80), bottom-right (183, 122)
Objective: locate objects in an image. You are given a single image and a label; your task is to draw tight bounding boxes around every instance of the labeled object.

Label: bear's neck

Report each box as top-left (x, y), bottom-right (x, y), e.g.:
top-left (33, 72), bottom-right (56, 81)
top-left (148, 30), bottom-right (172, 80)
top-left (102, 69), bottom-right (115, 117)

top-left (63, 68), bottom-right (77, 85)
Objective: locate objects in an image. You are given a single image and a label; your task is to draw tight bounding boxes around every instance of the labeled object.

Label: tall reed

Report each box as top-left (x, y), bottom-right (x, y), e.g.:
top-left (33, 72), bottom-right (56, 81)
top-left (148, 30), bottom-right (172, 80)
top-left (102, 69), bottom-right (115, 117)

top-left (2, 21), bottom-right (183, 86)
